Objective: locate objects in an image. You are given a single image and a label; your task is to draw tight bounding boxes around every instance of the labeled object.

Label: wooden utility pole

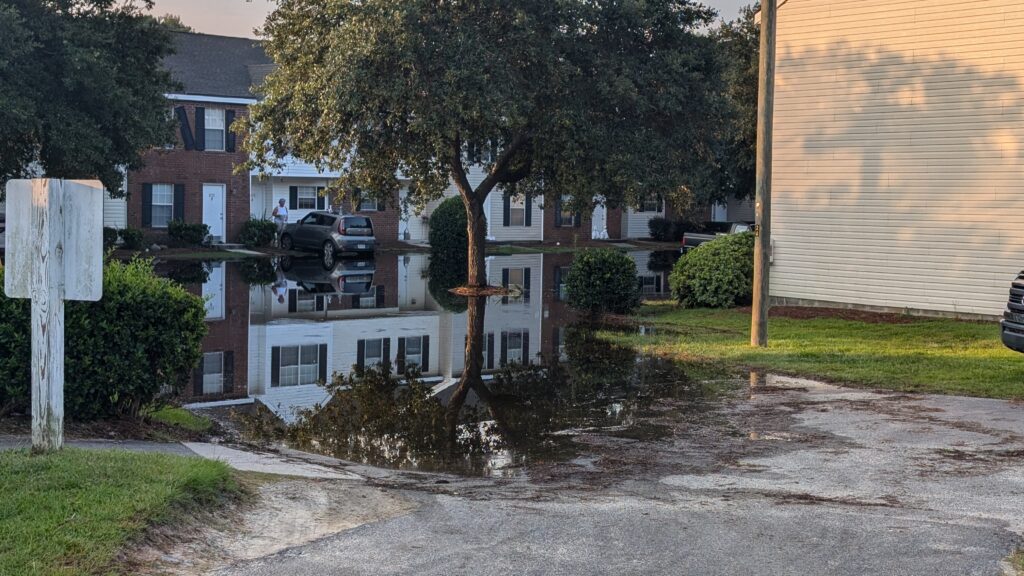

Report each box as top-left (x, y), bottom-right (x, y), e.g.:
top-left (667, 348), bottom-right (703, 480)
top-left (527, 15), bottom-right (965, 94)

top-left (751, 0), bottom-right (777, 347)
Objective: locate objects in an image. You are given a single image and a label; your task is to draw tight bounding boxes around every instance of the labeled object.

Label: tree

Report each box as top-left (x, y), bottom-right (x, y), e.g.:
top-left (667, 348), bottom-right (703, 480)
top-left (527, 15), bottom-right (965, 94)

top-left (244, 0), bottom-right (724, 289)
top-left (148, 13), bottom-right (194, 32)
top-left (711, 3), bottom-right (760, 201)
top-left (0, 0), bottom-right (178, 194)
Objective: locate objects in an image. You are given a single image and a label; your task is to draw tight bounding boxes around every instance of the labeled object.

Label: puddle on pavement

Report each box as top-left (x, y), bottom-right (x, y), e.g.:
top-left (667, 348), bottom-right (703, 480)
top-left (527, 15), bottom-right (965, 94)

top-left (154, 248), bottom-right (746, 477)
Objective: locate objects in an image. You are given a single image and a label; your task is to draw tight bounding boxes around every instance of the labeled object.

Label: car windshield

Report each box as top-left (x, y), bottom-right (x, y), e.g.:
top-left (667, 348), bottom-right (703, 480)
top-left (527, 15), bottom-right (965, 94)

top-left (344, 217), bottom-right (372, 230)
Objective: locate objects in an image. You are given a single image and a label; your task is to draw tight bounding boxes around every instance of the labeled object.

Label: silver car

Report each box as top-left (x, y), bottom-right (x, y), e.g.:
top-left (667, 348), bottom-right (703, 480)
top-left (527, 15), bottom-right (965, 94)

top-left (280, 212), bottom-right (376, 267)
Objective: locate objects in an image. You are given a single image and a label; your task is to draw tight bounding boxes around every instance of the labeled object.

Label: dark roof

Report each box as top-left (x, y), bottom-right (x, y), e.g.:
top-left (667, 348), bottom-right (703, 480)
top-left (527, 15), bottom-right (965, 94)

top-left (163, 32), bottom-right (273, 100)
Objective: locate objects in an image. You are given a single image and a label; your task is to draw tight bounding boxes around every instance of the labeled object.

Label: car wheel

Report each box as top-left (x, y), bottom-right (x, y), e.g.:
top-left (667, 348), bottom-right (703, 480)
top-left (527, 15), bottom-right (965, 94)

top-left (280, 234), bottom-right (294, 251)
top-left (322, 241), bottom-right (336, 269)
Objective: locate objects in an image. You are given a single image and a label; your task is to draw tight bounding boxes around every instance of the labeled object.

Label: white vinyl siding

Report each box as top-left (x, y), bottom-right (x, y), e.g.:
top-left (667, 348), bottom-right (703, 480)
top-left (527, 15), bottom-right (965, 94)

top-left (770, 0), bottom-right (1024, 317)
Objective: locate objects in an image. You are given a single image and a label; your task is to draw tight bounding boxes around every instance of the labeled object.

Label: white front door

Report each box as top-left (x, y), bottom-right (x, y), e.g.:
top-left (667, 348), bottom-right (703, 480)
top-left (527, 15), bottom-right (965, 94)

top-left (591, 203), bottom-right (608, 239)
top-left (203, 183), bottom-right (226, 241)
top-left (203, 262), bottom-right (225, 320)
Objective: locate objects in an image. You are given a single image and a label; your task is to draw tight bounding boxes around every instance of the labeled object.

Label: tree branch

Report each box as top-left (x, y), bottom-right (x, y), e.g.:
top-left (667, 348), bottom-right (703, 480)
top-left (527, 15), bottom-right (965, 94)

top-left (476, 132), bottom-right (530, 198)
top-left (448, 134), bottom-right (476, 202)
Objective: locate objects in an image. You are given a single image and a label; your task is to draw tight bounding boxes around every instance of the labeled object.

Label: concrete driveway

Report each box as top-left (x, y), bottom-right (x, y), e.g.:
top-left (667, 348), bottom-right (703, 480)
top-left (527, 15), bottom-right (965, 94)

top-left (208, 377), bottom-right (1024, 575)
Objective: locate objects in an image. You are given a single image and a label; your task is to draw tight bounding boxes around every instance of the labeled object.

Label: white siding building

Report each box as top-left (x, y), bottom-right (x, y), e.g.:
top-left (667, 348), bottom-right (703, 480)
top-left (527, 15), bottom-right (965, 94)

top-left (770, 0), bottom-right (1024, 317)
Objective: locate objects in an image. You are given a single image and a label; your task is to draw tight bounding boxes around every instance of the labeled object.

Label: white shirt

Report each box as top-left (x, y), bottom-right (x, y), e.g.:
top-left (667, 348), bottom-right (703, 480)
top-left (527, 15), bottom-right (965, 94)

top-left (273, 205), bottom-right (289, 221)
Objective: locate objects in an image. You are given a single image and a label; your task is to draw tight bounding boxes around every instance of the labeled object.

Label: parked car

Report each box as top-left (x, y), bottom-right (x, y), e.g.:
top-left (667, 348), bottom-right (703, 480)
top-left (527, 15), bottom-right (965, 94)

top-left (280, 212), bottom-right (375, 267)
top-left (280, 256), bottom-right (375, 295)
top-left (680, 222), bottom-right (752, 253)
top-left (1000, 271), bottom-right (1024, 352)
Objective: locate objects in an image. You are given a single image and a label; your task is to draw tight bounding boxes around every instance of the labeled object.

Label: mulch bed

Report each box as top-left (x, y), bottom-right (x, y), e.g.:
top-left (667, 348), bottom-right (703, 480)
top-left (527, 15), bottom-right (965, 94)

top-left (0, 414), bottom-right (211, 442)
top-left (738, 305), bottom-right (918, 324)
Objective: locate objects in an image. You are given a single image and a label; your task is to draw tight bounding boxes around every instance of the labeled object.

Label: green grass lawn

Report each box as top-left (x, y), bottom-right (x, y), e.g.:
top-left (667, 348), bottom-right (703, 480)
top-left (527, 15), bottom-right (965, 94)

top-left (0, 449), bottom-right (236, 576)
top-left (604, 303), bottom-right (1024, 399)
top-left (145, 407), bottom-right (213, 434)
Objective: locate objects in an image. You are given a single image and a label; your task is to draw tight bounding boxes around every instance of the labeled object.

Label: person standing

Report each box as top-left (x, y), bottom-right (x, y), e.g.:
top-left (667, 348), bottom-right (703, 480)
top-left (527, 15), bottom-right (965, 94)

top-left (272, 198), bottom-right (289, 247)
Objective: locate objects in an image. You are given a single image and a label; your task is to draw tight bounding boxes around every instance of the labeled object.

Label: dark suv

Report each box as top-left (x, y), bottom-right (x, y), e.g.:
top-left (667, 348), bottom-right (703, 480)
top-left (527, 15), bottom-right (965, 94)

top-left (280, 212), bottom-right (375, 267)
top-left (1000, 271), bottom-right (1024, 352)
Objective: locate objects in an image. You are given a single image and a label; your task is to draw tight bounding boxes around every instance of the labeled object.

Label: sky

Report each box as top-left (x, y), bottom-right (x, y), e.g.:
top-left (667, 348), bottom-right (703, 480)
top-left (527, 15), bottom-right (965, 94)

top-left (151, 0), bottom-right (750, 38)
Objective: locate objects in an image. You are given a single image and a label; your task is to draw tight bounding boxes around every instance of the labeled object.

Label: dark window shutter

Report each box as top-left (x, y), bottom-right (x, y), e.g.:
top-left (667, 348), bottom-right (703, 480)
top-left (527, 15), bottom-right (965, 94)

top-left (141, 183), bottom-right (153, 227)
top-left (271, 347), bottom-right (281, 387)
top-left (574, 212), bottom-right (582, 228)
top-left (553, 266), bottom-right (562, 292)
top-left (503, 192), bottom-right (511, 226)
top-left (225, 109), bottom-right (236, 152)
top-left (523, 268), bottom-right (531, 303)
top-left (316, 186), bottom-right (325, 210)
top-left (173, 184), bottom-right (185, 221)
top-left (175, 107), bottom-right (194, 150)
top-left (356, 339), bottom-right (366, 370)
top-left (289, 186), bottom-right (298, 210)
top-left (421, 336), bottom-right (430, 372)
top-left (382, 339), bottom-right (391, 370)
top-left (315, 295), bottom-right (325, 311)
top-left (554, 195), bottom-right (562, 227)
top-left (500, 332), bottom-right (508, 366)
top-left (351, 295), bottom-right (361, 309)
top-left (501, 269), bottom-right (510, 305)
top-left (522, 330), bottom-right (530, 363)
top-left (376, 285), bottom-right (385, 308)
top-left (192, 365), bottom-right (203, 396)
top-left (396, 337), bottom-right (406, 374)
top-left (223, 351), bottom-right (235, 394)
top-left (318, 343), bottom-right (328, 383)
top-left (288, 289), bottom-right (297, 312)
top-left (525, 194), bottom-right (532, 227)
top-left (656, 275), bottom-right (663, 293)
top-left (486, 333), bottom-right (495, 369)
top-left (194, 107), bottom-right (206, 151)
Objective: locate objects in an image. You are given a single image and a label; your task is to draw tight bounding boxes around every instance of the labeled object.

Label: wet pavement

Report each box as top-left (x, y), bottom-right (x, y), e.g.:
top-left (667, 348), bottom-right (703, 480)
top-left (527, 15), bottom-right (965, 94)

top-left (164, 375), bottom-right (1024, 576)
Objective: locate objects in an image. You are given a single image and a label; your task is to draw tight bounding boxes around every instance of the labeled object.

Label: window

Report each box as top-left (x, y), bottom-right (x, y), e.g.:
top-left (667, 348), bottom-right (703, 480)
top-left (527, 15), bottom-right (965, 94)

top-left (559, 194), bottom-right (574, 226)
top-left (278, 344), bottom-right (321, 387)
top-left (295, 290), bottom-right (317, 312)
top-left (642, 195), bottom-right (662, 213)
top-left (204, 108), bottom-right (225, 151)
top-left (556, 266), bottom-right (570, 301)
top-left (507, 331), bottom-right (525, 364)
top-left (639, 275), bottom-right (659, 294)
top-left (359, 286), bottom-right (377, 309)
top-left (202, 352), bottom-right (224, 395)
top-left (364, 338), bottom-right (385, 367)
top-left (482, 333), bottom-right (492, 369)
top-left (151, 183), bottom-right (174, 228)
top-left (502, 267), bottom-right (531, 304)
top-left (509, 195), bottom-right (526, 226)
top-left (358, 197), bottom-right (380, 211)
top-left (555, 327), bottom-right (568, 362)
top-left (296, 186), bottom-right (318, 210)
top-left (404, 336), bottom-right (424, 369)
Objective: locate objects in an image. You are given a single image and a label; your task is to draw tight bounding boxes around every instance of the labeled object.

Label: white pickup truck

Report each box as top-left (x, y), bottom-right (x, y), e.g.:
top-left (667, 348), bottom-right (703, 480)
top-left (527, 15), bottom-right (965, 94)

top-left (680, 222), bottom-right (752, 253)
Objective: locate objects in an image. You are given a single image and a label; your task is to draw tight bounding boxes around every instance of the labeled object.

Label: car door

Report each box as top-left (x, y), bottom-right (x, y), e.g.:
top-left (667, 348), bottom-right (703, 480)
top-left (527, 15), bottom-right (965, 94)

top-left (293, 213), bottom-right (317, 248)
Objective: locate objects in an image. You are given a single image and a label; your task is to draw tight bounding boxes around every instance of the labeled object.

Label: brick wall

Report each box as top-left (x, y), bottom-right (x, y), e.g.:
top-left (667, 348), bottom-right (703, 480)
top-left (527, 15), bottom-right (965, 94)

top-left (606, 206), bottom-right (623, 239)
top-left (128, 102), bottom-right (251, 243)
top-left (337, 191), bottom-right (402, 243)
top-left (543, 202), bottom-right (592, 245)
top-left (539, 253), bottom-right (579, 361)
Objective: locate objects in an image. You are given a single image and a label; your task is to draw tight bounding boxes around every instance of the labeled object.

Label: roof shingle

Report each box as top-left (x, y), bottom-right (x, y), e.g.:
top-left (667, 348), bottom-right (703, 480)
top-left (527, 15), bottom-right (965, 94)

top-left (163, 32), bottom-right (272, 100)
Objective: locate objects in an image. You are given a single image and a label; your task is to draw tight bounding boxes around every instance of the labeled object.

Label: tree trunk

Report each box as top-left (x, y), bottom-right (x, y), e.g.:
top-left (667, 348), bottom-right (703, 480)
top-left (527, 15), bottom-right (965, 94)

top-left (445, 294), bottom-right (488, 447)
top-left (464, 197), bottom-right (488, 287)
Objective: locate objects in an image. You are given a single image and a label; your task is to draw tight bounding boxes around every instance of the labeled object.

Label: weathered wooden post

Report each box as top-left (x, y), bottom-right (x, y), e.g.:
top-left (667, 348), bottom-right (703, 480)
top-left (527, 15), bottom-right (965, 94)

top-left (3, 179), bottom-right (103, 452)
top-left (751, 0), bottom-right (777, 347)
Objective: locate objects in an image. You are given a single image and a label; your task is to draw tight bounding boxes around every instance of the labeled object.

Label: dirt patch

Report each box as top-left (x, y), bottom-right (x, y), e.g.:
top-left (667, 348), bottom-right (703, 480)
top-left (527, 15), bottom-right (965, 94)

top-left (130, 476), bottom-right (416, 575)
top-left (737, 306), bottom-right (919, 324)
top-left (0, 414), bottom-right (213, 442)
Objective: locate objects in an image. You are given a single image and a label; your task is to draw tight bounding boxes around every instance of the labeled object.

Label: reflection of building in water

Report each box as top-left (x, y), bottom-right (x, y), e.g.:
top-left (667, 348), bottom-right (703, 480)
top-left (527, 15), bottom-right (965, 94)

top-left (180, 250), bottom-right (668, 420)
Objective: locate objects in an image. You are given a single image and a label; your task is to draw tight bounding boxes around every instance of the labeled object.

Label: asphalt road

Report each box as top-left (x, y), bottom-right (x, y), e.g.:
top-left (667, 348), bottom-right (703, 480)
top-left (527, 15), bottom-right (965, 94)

top-left (212, 377), bottom-right (1024, 576)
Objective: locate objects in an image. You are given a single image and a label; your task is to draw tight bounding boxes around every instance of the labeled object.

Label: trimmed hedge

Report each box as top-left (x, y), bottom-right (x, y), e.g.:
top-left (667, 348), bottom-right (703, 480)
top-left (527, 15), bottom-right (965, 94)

top-left (565, 248), bottom-right (641, 315)
top-left (0, 259), bottom-right (207, 420)
top-left (103, 227), bottom-right (119, 249)
top-left (168, 220), bottom-right (210, 246)
top-left (118, 227), bottom-right (144, 250)
top-left (669, 232), bottom-right (754, 308)
top-left (238, 218), bottom-right (277, 248)
top-left (428, 197), bottom-right (470, 313)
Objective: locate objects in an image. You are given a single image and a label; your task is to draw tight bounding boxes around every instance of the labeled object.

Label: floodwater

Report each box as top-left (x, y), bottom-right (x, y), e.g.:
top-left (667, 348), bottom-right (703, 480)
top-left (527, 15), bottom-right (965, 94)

top-left (155, 248), bottom-right (725, 477)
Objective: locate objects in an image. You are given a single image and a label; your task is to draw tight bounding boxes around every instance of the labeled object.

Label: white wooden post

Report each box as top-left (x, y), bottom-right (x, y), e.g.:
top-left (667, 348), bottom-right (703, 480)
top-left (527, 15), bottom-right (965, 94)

top-left (4, 179), bottom-right (103, 452)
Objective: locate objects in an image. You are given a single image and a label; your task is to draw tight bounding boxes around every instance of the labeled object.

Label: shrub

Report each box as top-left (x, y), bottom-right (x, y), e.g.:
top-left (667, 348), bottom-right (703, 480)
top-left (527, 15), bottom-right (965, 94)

top-left (565, 248), bottom-right (641, 315)
top-left (167, 219), bottom-right (210, 246)
top-left (669, 232), bottom-right (755, 308)
top-left (103, 226), bottom-right (119, 249)
top-left (427, 197), bottom-right (470, 312)
top-left (118, 227), bottom-right (144, 250)
top-left (0, 259), bottom-right (207, 420)
top-left (238, 218), bottom-right (277, 248)
top-left (648, 217), bottom-right (674, 241)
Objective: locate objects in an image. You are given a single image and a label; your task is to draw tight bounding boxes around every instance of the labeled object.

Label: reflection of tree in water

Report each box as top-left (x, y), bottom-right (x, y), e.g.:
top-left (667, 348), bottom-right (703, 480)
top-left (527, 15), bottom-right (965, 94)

top-left (427, 241), bottom-right (468, 313)
top-left (288, 324), bottom-right (702, 475)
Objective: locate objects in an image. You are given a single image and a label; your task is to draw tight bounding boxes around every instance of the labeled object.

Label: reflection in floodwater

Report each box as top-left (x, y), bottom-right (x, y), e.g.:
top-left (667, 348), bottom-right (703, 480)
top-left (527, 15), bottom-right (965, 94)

top-left (284, 325), bottom-right (715, 477)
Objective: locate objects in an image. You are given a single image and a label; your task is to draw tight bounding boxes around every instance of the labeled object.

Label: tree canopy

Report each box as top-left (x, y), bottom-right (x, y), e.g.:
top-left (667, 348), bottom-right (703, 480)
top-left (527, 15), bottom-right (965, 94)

top-left (244, 0), bottom-right (725, 215)
top-left (0, 0), bottom-right (178, 194)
